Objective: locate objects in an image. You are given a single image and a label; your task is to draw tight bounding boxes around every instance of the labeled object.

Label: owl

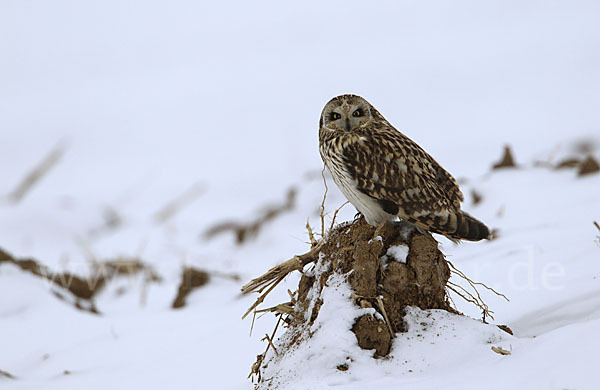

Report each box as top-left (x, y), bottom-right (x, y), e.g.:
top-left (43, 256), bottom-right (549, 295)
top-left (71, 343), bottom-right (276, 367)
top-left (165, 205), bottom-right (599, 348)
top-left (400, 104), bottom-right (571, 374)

top-left (319, 94), bottom-right (489, 242)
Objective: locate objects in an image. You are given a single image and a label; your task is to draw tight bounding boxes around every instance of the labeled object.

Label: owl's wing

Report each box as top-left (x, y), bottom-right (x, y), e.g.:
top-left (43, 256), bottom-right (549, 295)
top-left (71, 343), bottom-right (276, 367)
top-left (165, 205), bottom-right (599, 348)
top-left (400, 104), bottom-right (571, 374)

top-left (342, 130), bottom-right (464, 219)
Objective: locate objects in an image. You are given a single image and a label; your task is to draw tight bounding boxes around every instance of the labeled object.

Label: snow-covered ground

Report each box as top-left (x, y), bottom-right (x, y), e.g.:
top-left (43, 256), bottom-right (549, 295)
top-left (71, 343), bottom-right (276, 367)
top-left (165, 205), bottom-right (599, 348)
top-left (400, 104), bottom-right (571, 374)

top-left (1, 1), bottom-right (600, 389)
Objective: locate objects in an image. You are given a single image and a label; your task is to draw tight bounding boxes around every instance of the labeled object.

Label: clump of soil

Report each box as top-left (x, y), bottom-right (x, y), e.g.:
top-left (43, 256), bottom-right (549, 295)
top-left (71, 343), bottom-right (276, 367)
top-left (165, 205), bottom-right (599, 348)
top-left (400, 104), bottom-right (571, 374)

top-left (492, 145), bottom-right (517, 169)
top-left (292, 218), bottom-right (450, 358)
top-left (554, 155), bottom-right (600, 176)
top-left (172, 267), bottom-right (210, 308)
top-left (578, 156), bottom-right (600, 176)
top-left (471, 189), bottom-right (483, 206)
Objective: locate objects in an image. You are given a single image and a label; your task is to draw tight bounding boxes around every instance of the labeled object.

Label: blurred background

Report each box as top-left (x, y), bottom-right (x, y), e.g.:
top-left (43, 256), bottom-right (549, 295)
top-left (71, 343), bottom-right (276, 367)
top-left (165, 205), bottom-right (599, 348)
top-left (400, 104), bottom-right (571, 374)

top-left (1, 1), bottom-right (599, 389)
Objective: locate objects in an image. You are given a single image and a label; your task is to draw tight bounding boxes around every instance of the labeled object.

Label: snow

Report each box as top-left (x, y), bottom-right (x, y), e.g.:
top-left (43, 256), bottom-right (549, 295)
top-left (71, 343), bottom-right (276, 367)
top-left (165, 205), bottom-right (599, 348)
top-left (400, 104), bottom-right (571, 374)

top-left (1, 0), bottom-right (600, 389)
top-left (260, 272), bottom-right (377, 389)
top-left (382, 244), bottom-right (410, 264)
top-left (301, 254), bottom-right (331, 323)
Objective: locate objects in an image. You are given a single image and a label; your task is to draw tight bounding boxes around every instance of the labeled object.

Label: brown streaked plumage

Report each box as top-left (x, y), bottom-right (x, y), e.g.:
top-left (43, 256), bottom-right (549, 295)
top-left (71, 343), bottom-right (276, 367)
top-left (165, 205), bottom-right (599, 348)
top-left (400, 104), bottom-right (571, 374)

top-left (319, 94), bottom-right (489, 242)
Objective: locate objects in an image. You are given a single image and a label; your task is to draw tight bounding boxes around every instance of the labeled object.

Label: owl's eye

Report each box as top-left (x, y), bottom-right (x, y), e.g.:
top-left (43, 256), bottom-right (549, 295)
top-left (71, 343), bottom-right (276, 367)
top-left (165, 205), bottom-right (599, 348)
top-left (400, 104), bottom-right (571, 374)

top-left (352, 109), bottom-right (363, 117)
top-left (330, 112), bottom-right (341, 120)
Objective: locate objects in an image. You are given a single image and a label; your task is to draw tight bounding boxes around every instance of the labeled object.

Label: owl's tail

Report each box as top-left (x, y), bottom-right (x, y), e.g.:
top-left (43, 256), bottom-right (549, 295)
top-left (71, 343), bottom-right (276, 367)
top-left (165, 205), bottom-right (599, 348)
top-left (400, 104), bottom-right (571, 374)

top-left (404, 209), bottom-right (490, 242)
top-left (413, 210), bottom-right (490, 242)
top-left (448, 211), bottom-right (490, 241)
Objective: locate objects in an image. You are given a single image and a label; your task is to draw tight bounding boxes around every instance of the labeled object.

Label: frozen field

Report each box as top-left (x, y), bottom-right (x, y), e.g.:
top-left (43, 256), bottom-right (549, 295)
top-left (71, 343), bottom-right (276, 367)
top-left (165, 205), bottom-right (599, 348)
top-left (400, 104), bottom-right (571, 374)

top-left (1, 1), bottom-right (600, 389)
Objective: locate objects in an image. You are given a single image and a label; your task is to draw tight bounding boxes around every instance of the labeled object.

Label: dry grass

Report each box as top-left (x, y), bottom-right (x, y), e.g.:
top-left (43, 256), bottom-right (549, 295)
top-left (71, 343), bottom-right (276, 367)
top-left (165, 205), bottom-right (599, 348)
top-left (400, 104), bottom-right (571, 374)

top-left (0, 369), bottom-right (16, 380)
top-left (491, 345), bottom-right (511, 355)
top-left (314, 166), bottom-right (349, 240)
top-left (154, 182), bottom-right (206, 224)
top-left (241, 168), bottom-right (346, 319)
top-left (7, 142), bottom-right (66, 203)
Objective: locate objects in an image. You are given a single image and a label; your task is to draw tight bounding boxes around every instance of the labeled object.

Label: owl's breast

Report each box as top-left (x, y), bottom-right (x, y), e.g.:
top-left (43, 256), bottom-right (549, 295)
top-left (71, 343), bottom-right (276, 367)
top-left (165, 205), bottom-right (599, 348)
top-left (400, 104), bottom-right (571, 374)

top-left (319, 135), bottom-right (392, 225)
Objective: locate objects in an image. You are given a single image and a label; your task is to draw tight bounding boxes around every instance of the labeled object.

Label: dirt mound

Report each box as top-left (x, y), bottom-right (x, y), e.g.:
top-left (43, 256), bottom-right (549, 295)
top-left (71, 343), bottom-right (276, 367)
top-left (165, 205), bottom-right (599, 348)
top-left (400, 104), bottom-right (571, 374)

top-left (293, 218), bottom-right (451, 358)
top-left (250, 218), bottom-right (455, 387)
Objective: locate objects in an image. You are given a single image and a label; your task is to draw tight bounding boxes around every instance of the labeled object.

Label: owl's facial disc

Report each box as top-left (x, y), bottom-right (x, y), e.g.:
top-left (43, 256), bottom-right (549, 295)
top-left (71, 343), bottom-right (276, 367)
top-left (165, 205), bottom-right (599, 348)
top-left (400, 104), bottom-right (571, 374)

top-left (322, 95), bottom-right (372, 132)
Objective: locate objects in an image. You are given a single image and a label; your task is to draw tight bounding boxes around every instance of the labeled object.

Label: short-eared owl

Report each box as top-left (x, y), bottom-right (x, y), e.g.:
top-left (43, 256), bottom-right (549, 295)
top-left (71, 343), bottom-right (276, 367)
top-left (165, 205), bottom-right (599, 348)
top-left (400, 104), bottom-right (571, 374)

top-left (319, 94), bottom-right (489, 241)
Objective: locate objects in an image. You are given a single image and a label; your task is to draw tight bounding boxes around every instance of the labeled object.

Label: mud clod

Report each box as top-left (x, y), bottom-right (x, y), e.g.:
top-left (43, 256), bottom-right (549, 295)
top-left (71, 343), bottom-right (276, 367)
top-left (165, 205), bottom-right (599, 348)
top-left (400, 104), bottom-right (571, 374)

top-left (471, 190), bottom-right (483, 206)
top-left (578, 156), bottom-right (600, 176)
top-left (172, 267), bottom-right (210, 308)
top-left (492, 146), bottom-right (517, 169)
top-left (352, 314), bottom-right (392, 357)
top-left (336, 363), bottom-right (349, 372)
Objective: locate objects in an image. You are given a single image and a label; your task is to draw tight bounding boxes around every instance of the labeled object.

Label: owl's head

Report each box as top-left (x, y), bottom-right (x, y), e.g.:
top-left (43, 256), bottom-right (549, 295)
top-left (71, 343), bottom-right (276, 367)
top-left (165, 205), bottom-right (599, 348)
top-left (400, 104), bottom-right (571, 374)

top-left (320, 94), bottom-right (373, 132)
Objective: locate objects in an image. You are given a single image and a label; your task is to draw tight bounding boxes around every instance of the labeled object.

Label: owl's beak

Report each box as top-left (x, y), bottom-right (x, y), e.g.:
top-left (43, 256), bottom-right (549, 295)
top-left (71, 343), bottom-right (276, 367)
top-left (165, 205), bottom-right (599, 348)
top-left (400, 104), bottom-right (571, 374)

top-left (345, 118), bottom-right (351, 131)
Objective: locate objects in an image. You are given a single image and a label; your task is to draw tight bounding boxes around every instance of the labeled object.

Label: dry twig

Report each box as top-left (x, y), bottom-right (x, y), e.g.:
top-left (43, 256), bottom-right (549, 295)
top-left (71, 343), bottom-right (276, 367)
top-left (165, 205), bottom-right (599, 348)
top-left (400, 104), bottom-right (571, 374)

top-left (329, 201), bottom-right (349, 236)
top-left (8, 142), bottom-right (66, 203)
top-left (306, 218), bottom-right (318, 246)
top-left (447, 282), bottom-right (494, 320)
top-left (262, 333), bottom-right (279, 356)
top-left (320, 166), bottom-right (329, 238)
top-left (446, 260), bottom-right (508, 322)
top-left (448, 261), bottom-right (509, 302)
top-left (242, 274), bottom-right (287, 319)
top-left (249, 315), bottom-right (283, 381)
top-left (254, 302), bottom-right (295, 315)
top-left (240, 240), bottom-right (325, 319)
top-left (154, 182), bottom-right (205, 223)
